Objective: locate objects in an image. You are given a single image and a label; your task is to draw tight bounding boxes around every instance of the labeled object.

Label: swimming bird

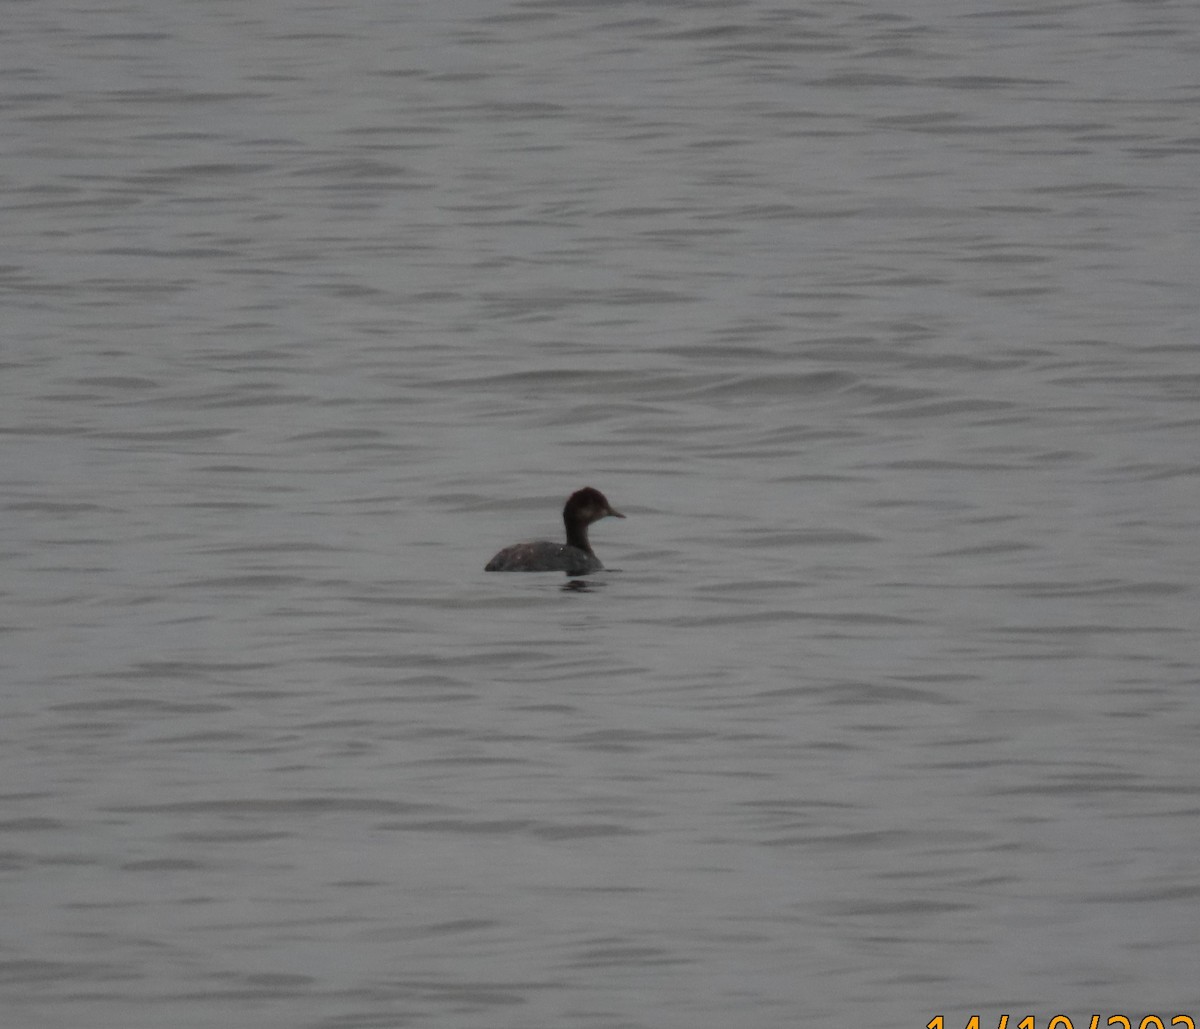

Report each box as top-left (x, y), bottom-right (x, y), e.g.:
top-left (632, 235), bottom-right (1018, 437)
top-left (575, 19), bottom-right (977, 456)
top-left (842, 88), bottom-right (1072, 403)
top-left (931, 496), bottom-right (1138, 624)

top-left (485, 487), bottom-right (625, 574)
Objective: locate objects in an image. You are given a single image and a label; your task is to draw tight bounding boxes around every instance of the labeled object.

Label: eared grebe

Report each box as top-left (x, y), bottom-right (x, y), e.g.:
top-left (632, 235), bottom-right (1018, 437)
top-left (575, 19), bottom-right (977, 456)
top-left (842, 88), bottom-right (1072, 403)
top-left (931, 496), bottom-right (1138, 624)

top-left (485, 487), bottom-right (625, 574)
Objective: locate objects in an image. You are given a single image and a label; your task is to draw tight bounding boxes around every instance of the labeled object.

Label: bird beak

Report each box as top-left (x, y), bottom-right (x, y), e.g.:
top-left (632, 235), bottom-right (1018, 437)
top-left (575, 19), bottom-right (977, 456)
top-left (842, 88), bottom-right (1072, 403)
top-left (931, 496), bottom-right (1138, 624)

top-left (607, 506), bottom-right (625, 519)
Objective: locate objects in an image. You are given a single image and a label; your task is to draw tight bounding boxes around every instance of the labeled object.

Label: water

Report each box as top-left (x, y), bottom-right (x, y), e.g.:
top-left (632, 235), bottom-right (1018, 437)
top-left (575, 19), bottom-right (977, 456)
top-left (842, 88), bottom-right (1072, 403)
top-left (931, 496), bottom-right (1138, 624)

top-left (3, 2), bottom-right (1199, 1026)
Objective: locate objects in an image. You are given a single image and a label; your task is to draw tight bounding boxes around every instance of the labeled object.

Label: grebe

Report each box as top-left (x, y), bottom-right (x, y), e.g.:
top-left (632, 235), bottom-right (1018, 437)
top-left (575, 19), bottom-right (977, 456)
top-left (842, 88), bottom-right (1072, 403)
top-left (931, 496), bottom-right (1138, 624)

top-left (485, 487), bottom-right (624, 574)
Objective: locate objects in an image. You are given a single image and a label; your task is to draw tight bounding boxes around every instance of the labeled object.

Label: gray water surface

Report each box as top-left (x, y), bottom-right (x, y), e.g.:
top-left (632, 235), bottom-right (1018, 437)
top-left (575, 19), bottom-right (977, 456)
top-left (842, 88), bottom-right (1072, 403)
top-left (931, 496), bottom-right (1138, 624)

top-left (3, 2), bottom-right (1199, 1027)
